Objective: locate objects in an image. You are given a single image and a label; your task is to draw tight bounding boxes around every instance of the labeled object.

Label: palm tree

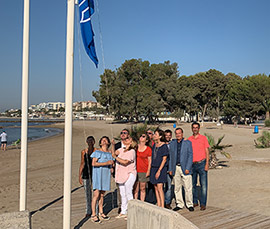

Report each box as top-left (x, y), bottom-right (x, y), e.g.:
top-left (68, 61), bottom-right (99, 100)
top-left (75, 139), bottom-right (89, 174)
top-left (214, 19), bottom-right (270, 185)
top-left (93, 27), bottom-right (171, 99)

top-left (254, 131), bottom-right (270, 148)
top-left (204, 134), bottom-right (232, 169)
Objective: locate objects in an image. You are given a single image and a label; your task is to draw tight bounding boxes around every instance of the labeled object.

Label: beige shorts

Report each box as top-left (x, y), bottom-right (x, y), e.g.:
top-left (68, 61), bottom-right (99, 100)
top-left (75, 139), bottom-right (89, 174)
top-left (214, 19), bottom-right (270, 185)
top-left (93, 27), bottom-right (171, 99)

top-left (137, 172), bottom-right (149, 183)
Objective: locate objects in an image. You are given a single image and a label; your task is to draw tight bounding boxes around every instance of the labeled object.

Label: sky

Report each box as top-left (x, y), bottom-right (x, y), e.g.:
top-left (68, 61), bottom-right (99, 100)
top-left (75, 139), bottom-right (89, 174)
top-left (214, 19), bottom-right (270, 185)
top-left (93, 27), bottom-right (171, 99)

top-left (0, 0), bottom-right (269, 112)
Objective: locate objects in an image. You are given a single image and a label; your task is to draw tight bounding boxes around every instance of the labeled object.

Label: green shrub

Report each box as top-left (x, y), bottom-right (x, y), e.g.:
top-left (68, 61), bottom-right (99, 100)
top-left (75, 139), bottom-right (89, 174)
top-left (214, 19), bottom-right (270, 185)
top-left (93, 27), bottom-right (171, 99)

top-left (265, 119), bottom-right (270, 127)
top-left (130, 124), bottom-right (149, 142)
top-left (204, 133), bottom-right (232, 169)
top-left (255, 131), bottom-right (270, 148)
top-left (114, 124), bottom-right (157, 142)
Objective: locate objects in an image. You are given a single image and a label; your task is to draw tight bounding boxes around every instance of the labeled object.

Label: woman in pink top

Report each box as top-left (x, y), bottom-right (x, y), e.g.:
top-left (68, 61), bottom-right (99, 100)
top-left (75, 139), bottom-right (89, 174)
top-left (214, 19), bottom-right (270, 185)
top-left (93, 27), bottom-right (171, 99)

top-left (112, 137), bottom-right (137, 219)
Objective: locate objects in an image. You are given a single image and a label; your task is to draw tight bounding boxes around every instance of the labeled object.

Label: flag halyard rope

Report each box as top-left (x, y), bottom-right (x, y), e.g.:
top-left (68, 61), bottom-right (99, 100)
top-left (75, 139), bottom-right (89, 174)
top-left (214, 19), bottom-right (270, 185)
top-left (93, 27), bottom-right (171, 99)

top-left (76, 1), bottom-right (115, 210)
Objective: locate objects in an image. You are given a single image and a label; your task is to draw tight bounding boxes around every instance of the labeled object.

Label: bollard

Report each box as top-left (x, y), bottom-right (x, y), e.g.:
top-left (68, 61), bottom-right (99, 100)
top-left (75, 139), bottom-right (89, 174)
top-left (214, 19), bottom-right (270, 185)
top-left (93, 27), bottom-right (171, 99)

top-left (254, 125), bottom-right (259, 134)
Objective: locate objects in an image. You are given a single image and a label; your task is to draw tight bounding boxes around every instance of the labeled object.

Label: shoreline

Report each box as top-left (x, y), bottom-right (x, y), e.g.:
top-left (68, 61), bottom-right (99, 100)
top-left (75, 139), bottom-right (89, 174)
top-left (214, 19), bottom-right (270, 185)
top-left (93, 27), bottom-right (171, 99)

top-left (4, 124), bottom-right (64, 147)
top-left (0, 121), bottom-right (270, 228)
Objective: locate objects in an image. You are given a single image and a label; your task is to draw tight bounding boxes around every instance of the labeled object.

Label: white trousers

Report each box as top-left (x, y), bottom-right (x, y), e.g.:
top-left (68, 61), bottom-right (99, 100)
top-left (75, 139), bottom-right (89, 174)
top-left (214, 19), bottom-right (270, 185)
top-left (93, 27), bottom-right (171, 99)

top-left (118, 173), bottom-right (136, 214)
top-left (174, 165), bottom-right (193, 208)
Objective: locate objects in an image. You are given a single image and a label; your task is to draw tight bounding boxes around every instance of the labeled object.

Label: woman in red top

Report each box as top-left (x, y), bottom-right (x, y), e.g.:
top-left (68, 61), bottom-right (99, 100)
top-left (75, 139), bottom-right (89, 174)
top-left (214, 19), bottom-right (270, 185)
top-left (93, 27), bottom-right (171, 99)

top-left (133, 133), bottom-right (152, 201)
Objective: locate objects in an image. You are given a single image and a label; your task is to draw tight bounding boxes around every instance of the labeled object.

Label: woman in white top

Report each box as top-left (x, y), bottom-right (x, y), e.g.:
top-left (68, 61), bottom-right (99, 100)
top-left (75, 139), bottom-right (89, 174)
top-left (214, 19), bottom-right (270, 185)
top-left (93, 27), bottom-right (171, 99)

top-left (112, 137), bottom-right (137, 219)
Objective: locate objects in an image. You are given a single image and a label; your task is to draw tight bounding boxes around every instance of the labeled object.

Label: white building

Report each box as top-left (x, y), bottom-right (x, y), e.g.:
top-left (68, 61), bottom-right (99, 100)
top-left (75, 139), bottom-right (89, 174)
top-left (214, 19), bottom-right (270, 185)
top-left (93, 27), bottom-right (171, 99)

top-left (73, 101), bottom-right (103, 111)
top-left (48, 102), bottom-right (65, 110)
top-left (29, 102), bottom-right (65, 111)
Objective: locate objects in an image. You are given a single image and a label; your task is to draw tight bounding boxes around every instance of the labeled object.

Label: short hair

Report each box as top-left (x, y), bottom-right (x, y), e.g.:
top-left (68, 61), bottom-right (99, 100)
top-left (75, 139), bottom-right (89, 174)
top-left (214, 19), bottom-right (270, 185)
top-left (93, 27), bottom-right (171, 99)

top-left (175, 127), bottom-right (183, 133)
top-left (192, 122), bottom-right (200, 128)
top-left (154, 128), bottom-right (166, 142)
top-left (121, 128), bottom-right (130, 134)
top-left (99, 136), bottom-right (111, 148)
top-left (164, 129), bottom-right (172, 135)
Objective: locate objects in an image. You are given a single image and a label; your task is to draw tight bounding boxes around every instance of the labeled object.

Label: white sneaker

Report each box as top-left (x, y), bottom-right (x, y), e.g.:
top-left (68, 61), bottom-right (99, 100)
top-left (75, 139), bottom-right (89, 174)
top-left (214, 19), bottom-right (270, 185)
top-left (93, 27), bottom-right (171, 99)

top-left (115, 214), bottom-right (126, 219)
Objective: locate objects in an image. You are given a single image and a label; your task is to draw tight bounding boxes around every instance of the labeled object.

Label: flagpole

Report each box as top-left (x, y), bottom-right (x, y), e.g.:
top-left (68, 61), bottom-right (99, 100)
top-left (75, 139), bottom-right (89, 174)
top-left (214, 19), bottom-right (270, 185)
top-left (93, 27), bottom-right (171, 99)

top-left (20, 0), bottom-right (30, 212)
top-left (63, 0), bottom-right (75, 228)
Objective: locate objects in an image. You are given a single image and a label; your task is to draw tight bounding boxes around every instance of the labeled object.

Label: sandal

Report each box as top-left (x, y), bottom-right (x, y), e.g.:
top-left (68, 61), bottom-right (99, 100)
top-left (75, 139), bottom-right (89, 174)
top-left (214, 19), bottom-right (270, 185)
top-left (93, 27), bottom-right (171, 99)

top-left (99, 213), bottom-right (110, 220)
top-left (91, 215), bottom-right (100, 223)
top-left (115, 214), bottom-right (127, 219)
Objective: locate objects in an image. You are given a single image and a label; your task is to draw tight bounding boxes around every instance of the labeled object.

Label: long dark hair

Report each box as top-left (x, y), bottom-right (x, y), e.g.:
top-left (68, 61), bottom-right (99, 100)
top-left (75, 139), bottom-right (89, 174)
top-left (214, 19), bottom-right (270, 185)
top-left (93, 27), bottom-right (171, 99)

top-left (154, 128), bottom-right (166, 143)
top-left (86, 136), bottom-right (95, 155)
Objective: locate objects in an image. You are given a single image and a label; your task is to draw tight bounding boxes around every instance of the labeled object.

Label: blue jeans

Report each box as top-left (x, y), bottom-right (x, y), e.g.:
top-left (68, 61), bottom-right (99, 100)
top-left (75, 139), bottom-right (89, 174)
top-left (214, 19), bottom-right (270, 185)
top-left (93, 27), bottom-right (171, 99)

top-left (83, 179), bottom-right (92, 214)
top-left (192, 160), bottom-right (208, 206)
top-left (164, 173), bottom-right (174, 205)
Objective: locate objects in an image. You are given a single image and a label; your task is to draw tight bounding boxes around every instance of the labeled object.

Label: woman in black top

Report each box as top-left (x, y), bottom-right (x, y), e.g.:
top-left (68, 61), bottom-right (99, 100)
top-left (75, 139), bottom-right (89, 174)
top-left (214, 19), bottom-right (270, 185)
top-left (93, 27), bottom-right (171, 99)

top-left (79, 136), bottom-right (96, 217)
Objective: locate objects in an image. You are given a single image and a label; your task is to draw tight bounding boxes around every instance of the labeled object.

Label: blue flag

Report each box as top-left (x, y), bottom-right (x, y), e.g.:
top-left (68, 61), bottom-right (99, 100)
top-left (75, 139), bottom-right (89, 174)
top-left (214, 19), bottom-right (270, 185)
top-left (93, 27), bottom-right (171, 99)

top-left (78, 0), bottom-right (98, 68)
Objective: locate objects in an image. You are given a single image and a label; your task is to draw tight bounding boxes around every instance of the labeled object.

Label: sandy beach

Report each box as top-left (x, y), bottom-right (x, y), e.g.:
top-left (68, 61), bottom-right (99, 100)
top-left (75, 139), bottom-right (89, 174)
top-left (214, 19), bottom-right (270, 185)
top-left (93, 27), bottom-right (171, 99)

top-left (0, 120), bottom-right (270, 228)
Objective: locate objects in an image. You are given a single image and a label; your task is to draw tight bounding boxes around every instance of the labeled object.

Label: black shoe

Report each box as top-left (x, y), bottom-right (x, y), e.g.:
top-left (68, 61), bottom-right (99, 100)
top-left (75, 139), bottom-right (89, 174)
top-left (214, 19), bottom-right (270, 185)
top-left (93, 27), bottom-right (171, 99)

top-left (118, 208), bottom-right (121, 214)
top-left (91, 215), bottom-right (101, 223)
top-left (165, 204), bottom-right (172, 209)
top-left (188, 207), bottom-right (194, 212)
top-left (173, 206), bottom-right (182, 211)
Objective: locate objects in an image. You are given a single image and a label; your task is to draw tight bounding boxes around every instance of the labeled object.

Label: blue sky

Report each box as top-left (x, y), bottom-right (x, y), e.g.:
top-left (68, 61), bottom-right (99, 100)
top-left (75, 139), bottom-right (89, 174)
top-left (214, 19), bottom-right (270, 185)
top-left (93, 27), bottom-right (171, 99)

top-left (0, 0), bottom-right (269, 111)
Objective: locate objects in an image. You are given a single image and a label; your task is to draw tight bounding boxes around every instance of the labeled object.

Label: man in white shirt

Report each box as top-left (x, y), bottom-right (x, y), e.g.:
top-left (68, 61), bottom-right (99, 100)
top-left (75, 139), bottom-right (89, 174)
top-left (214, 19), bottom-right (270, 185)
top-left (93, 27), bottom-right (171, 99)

top-left (0, 131), bottom-right (7, 151)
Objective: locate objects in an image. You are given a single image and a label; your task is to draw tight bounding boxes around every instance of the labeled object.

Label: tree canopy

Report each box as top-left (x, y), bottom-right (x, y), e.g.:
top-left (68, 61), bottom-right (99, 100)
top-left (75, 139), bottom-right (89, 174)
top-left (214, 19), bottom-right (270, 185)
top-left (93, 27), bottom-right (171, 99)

top-left (93, 58), bottom-right (270, 122)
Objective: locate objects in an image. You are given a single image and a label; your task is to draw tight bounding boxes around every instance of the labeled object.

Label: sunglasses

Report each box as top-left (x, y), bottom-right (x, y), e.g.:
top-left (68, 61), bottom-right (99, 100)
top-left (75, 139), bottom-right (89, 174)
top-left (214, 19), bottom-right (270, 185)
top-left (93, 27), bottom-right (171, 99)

top-left (120, 131), bottom-right (128, 135)
top-left (147, 132), bottom-right (153, 135)
top-left (140, 135), bottom-right (146, 138)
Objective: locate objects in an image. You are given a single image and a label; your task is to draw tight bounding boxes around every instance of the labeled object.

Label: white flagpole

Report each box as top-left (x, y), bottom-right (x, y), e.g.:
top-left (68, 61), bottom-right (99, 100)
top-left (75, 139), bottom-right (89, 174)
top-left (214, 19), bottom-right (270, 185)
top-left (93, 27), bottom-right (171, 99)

top-left (20, 0), bottom-right (30, 211)
top-left (63, 0), bottom-right (75, 228)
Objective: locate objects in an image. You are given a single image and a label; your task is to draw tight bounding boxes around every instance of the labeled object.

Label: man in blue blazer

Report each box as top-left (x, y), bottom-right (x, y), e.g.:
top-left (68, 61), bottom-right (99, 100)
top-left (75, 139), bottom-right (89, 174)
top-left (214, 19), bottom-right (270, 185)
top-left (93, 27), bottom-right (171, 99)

top-left (168, 128), bottom-right (194, 211)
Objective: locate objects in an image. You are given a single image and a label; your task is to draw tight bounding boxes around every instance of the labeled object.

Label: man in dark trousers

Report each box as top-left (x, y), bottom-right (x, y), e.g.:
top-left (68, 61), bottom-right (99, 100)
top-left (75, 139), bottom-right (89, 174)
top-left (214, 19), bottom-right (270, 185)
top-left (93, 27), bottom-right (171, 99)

top-left (164, 129), bottom-right (173, 209)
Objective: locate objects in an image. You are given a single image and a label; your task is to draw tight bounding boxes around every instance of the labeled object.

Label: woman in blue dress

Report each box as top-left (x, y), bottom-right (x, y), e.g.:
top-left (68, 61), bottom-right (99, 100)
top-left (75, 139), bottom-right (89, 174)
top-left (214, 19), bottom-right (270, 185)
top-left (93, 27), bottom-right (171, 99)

top-left (90, 136), bottom-right (114, 223)
top-left (150, 129), bottom-right (169, 208)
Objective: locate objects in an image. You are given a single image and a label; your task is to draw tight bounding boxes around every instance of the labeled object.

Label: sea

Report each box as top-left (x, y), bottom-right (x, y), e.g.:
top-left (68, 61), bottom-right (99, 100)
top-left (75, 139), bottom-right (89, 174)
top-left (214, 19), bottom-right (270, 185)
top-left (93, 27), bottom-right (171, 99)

top-left (0, 118), bottom-right (63, 145)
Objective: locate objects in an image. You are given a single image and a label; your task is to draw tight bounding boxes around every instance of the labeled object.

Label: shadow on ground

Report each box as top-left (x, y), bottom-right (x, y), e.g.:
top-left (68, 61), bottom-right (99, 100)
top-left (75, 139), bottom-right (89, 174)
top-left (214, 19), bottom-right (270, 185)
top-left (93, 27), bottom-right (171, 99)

top-left (217, 160), bottom-right (229, 167)
top-left (74, 189), bottom-right (118, 229)
top-left (30, 186), bottom-right (83, 216)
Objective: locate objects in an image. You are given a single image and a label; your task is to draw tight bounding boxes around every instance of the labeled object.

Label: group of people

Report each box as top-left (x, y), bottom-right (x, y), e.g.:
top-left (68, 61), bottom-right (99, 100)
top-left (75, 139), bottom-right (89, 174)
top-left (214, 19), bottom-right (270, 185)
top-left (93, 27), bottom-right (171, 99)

top-left (79, 122), bottom-right (210, 223)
